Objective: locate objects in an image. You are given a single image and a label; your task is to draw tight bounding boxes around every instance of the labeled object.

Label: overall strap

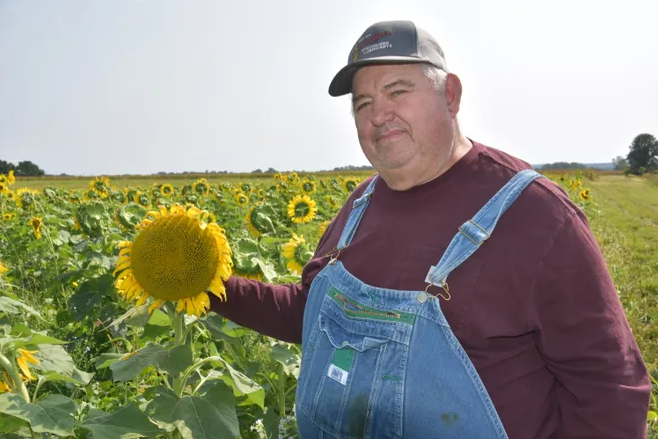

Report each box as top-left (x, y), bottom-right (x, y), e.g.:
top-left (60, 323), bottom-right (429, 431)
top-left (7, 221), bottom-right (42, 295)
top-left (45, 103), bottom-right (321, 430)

top-left (425, 169), bottom-right (543, 289)
top-left (335, 175), bottom-right (379, 251)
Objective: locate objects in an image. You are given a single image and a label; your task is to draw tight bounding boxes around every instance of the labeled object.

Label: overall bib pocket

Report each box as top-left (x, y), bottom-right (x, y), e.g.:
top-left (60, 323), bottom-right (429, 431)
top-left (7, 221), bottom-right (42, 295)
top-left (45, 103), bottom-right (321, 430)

top-left (298, 289), bottom-right (413, 439)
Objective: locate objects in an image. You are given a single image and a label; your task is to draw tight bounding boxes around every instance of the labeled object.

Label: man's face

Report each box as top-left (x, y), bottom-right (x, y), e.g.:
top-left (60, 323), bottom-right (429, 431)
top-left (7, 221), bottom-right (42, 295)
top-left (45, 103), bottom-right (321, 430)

top-left (351, 63), bottom-right (457, 183)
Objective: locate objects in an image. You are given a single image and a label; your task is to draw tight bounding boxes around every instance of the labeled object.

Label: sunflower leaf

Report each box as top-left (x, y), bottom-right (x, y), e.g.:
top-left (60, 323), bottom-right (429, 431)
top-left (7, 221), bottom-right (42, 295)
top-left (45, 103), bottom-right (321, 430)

top-left (217, 357), bottom-right (265, 409)
top-left (110, 342), bottom-right (193, 382)
top-left (32, 344), bottom-right (95, 385)
top-left (271, 344), bottom-right (301, 379)
top-left (0, 393), bottom-right (77, 436)
top-left (0, 296), bottom-right (42, 318)
top-left (69, 273), bottom-right (114, 320)
top-left (78, 403), bottom-right (164, 439)
top-left (146, 381), bottom-right (239, 439)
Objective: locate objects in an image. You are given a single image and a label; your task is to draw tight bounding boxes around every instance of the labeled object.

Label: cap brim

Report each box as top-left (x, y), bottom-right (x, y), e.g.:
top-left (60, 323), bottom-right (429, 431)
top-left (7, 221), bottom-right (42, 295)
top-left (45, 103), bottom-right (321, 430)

top-left (328, 56), bottom-right (433, 97)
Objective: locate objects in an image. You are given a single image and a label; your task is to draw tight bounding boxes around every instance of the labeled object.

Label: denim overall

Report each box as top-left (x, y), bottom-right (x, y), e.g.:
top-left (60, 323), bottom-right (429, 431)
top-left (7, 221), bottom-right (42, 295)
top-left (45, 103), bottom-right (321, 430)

top-left (295, 169), bottom-right (543, 438)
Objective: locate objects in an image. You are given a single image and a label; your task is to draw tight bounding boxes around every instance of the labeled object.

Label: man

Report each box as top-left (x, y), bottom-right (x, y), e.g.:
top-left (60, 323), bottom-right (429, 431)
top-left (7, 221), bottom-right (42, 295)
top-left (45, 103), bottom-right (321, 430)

top-left (210, 20), bottom-right (651, 438)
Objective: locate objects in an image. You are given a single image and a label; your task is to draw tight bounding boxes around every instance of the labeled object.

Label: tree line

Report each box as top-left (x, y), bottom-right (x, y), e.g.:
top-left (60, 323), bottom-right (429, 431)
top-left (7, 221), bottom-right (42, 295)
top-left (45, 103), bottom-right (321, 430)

top-left (0, 160), bottom-right (45, 176)
top-left (3, 133), bottom-right (656, 178)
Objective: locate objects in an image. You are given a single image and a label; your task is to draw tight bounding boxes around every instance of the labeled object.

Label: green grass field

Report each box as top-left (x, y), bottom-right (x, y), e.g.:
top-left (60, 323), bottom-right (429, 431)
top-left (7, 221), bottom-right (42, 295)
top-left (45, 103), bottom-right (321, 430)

top-left (587, 175), bottom-right (658, 368)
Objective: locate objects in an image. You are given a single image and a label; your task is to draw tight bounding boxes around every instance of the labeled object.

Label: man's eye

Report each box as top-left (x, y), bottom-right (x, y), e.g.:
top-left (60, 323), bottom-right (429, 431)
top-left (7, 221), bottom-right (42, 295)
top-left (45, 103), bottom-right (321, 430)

top-left (356, 102), bottom-right (370, 111)
top-left (391, 89), bottom-right (406, 96)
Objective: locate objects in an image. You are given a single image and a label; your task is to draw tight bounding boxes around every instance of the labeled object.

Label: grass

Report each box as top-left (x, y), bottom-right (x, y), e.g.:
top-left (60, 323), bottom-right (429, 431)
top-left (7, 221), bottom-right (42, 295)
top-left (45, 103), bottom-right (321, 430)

top-left (586, 175), bottom-right (658, 368)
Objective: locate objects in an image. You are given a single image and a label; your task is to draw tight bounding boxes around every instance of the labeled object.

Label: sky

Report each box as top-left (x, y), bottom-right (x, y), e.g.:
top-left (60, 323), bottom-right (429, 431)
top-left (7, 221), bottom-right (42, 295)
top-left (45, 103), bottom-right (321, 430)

top-left (1, 0), bottom-right (657, 176)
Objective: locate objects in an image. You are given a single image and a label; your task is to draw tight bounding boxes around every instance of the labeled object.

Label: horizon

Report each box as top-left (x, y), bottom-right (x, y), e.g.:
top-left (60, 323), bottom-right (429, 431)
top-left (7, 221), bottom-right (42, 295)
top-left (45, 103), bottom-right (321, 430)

top-left (1, 1), bottom-right (656, 175)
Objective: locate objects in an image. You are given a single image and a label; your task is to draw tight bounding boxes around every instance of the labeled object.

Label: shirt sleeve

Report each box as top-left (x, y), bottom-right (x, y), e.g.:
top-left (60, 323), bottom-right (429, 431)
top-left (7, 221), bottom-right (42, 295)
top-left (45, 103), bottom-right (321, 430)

top-left (209, 276), bottom-right (307, 344)
top-left (532, 211), bottom-right (651, 438)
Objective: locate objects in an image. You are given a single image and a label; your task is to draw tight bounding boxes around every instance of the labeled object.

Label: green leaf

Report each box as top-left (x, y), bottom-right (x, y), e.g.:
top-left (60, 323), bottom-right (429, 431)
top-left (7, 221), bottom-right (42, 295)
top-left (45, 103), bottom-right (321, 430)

top-left (69, 273), bottom-right (114, 320)
top-left (271, 344), bottom-right (301, 379)
top-left (0, 297), bottom-right (41, 318)
top-left (0, 393), bottom-right (77, 436)
top-left (146, 382), bottom-right (240, 439)
top-left (110, 342), bottom-right (193, 382)
top-left (143, 309), bottom-right (172, 340)
top-left (0, 412), bottom-right (27, 435)
top-left (32, 344), bottom-right (94, 385)
top-left (95, 353), bottom-right (122, 369)
top-left (79, 403), bottom-right (163, 439)
top-left (105, 304), bottom-right (149, 330)
top-left (649, 410), bottom-right (658, 421)
top-left (217, 358), bottom-right (265, 409)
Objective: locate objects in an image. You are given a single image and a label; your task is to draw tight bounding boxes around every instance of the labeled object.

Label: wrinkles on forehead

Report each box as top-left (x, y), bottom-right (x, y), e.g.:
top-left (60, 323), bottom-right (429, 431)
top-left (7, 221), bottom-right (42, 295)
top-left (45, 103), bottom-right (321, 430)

top-left (352, 78), bottom-right (416, 107)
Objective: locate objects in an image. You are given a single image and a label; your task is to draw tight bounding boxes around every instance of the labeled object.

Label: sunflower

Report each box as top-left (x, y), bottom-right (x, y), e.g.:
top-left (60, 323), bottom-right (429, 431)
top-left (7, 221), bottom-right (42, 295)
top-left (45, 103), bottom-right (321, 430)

top-left (0, 175), bottom-right (6, 184)
top-left (580, 188), bottom-right (591, 202)
top-left (7, 170), bottom-right (15, 185)
top-left (2, 213), bottom-right (14, 221)
top-left (0, 259), bottom-right (8, 275)
top-left (287, 194), bottom-right (317, 224)
top-left (3, 190), bottom-right (16, 202)
top-left (133, 191), bottom-right (151, 208)
top-left (160, 184), bottom-right (174, 198)
top-left (193, 179), bottom-right (210, 197)
top-left (0, 373), bottom-right (11, 392)
top-left (235, 192), bottom-right (249, 208)
top-left (0, 183), bottom-right (6, 193)
top-left (113, 204), bottom-right (233, 317)
top-left (281, 233), bottom-right (312, 275)
top-left (301, 180), bottom-right (317, 195)
top-left (89, 176), bottom-right (110, 198)
top-left (318, 220), bottom-right (331, 237)
top-left (16, 349), bottom-right (39, 381)
top-left (342, 177), bottom-right (360, 193)
top-left (27, 216), bottom-right (43, 239)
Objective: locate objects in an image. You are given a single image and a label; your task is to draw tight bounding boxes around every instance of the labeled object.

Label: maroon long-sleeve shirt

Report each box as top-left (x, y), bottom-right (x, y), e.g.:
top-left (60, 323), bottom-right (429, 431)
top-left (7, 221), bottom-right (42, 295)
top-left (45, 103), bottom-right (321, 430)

top-left (210, 140), bottom-right (651, 438)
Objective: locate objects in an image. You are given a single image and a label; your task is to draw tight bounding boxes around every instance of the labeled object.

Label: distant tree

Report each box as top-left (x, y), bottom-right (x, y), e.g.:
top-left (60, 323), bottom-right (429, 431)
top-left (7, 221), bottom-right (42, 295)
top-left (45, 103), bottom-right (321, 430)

top-left (626, 133), bottom-right (658, 175)
top-left (612, 156), bottom-right (629, 171)
top-left (0, 160), bottom-right (16, 174)
top-left (265, 167), bottom-right (277, 173)
top-left (15, 160), bottom-right (45, 176)
top-left (252, 169), bottom-right (263, 174)
top-left (539, 162), bottom-right (588, 170)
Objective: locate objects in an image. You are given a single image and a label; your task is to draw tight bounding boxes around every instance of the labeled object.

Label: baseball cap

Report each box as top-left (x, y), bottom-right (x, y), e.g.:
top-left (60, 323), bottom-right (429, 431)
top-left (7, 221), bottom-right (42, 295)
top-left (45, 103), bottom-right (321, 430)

top-left (328, 20), bottom-right (448, 97)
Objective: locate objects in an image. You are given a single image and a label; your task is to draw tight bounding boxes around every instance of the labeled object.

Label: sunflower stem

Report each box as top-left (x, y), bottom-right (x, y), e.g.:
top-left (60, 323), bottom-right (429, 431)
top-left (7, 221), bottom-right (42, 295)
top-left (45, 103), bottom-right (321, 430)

top-left (0, 351), bottom-right (31, 403)
top-left (172, 309), bottom-right (186, 397)
top-left (278, 362), bottom-right (286, 417)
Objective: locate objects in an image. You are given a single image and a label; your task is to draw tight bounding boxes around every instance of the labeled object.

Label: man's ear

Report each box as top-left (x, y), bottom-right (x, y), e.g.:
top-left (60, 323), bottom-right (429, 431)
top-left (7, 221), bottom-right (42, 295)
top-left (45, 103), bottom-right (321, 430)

top-left (445, 73), bottom-right (463, 117)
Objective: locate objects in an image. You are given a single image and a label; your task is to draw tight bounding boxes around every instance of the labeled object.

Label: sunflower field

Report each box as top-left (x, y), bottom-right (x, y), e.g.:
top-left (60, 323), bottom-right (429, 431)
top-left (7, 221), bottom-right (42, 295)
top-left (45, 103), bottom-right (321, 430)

top-left (0, 169), bottom-right (656, 438)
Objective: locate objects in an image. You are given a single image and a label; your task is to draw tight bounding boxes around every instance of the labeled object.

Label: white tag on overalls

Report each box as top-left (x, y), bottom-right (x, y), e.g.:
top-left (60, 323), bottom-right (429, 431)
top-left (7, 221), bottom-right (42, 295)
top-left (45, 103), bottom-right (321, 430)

top-left (327, 364), bottom-right (348, 385)
top-left (327, 347), bottom-right (353, 385)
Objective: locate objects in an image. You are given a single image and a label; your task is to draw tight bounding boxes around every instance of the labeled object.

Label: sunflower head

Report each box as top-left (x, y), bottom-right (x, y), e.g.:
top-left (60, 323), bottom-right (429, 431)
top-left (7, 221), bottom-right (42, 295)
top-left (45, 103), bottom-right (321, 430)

top-left (27, 216), bottom-right (43, 239)
top-left (7, 171), bottom-right (15, 185)
top-left (234, 192), bottom-right (249, 208)
top-left (301, 180), bottom-right (317, 195)
top-left (342, 177), bottom-right (360, 193)
top-left (579, 188), bottom-right (591, 201)
top-left (3, 190), bottom-right (16, 202)
top-left (161, 184), bottom-right (174, 198)
top-left (281, 233), bottom-right (312, 275)
top-left (113, 204), bottom-right (233, 317)
top-left (0, 183), bottom-right (6, 193)
top-left (193, 179), bottom-right (210, 197)
top-left (287, 194), bottom-right (318, 224)
top-left (89, 177), bottom-right (111, 198)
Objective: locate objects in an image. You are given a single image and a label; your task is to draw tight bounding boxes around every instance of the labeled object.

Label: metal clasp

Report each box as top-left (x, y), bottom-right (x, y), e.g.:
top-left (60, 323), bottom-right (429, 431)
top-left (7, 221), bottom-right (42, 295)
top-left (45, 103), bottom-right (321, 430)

top-left (326, 247), bottom-right (342, 265)
top-left (423, 280), bottom-right (451, 301)
top-left (458, 220), bottom-right (490, 246)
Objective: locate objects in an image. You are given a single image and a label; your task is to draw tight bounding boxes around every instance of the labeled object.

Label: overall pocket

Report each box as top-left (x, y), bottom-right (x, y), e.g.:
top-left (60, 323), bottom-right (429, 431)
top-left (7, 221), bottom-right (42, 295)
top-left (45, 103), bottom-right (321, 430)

top-left (297, 289), bottom-right (412, 439)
